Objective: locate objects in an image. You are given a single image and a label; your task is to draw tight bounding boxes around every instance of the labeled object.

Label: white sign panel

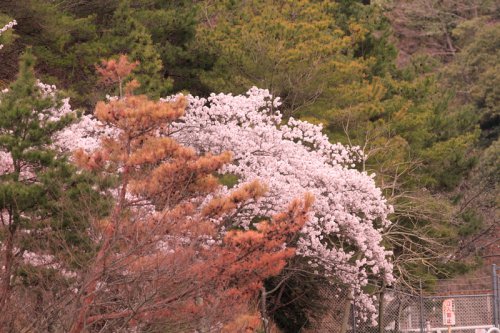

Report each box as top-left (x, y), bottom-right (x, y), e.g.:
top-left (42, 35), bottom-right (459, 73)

top-left (442, 299), bottom-right (456, 326)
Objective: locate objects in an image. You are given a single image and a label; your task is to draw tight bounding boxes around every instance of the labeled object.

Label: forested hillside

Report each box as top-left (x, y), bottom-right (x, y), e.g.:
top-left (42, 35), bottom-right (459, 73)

top-left (0, 0), bottom-right (498, 332)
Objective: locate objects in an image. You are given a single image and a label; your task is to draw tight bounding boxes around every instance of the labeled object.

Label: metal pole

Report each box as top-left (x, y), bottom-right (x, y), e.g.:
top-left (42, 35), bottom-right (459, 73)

top-left (352, 302), bottom-right (357, 333)
top-left (419, 280), bottom-right (424, 333)
top-left (379, 281), bottom-right (385, 333)
top-left (494, 264), bottom-right (499, 328)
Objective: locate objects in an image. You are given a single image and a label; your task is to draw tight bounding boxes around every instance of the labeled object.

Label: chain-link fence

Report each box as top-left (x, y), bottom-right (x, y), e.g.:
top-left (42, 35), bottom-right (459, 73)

top-left (309, 265), bottom-right (500, 333)
top-left (304, 285), bottom-right (351, 333)
top-left (369, 292), bottom-right (495, 333)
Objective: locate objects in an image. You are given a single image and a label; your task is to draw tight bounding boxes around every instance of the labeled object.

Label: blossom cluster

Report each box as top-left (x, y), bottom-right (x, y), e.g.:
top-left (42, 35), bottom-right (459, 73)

top-left (0, 20), bottom-right (17, 50)
top-left (168, 88), bottom-right (394, 323)
top-left (21, 250), bottom-right (76, 279)
top-left (53, 113), bottom-right (116, 153)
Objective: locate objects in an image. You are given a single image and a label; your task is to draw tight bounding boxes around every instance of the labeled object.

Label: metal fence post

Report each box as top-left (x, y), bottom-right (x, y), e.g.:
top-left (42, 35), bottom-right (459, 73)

top-left (494, 264), bottom-right (499, 328)
top-left (379, 282), bottom-right (385, 333)
top-left (352, 302), bottom-right (357, 333)
top-left (419, 280), bottom-right (424, 333)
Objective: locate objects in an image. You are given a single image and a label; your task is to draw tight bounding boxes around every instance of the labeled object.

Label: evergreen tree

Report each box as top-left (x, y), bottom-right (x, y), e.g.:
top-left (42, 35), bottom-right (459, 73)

top-left (0, 0), bottom-right (103, 107)
top-left (103, 0), bottom-right (172, 98)
top-left (132, 0), bottom-right (215, 95)
top-left (67, 57), bottom-right (310, 332)
top-left (444, 20), bottom-right (500, 144)
top-left (197, 0), bottom-right (358, 116)
top-left (0, 50), bottom-right (109, 330)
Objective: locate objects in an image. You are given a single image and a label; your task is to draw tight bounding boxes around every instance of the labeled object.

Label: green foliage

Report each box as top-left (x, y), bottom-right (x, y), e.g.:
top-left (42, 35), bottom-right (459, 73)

top-left (421, 133), bottom-right (478, 189)
top-left (0, 0), bottom-right (204, 106)
top-left (132, 0), bottom-right (214, 95)
top-left (197, 0), bottom-right (356, 115)
top-left (445, 20), bottom-right (500, 144)
top-left (0, 0), bottom-right (496, 327)
top-left (0, 1), bottom-right (106, 107)
top-left (190, 0), bottom-right (484, 322)
top-left (217, 173), bottom-right (239, 189)
top-left (458, 210), bottom-right (484, 237)
top-left (476, 138), bottom-right (500, 186)
top-left (103, 0), bottom-right (172, 98)
top-left (0, 50), bottom-right (72, 171)
top-left (333, 0), bottom-right (398, 76)
top-left (0, 50), bottom-right (110, 275)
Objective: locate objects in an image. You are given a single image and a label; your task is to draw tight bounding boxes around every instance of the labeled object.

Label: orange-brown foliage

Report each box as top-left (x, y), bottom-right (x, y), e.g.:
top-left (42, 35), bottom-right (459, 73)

top-left (95, 54), bottom-right (138, 87)
top-left (221, 313), bottom-right (262, 333)
top-left (69, 56), bottom-right (312, 333)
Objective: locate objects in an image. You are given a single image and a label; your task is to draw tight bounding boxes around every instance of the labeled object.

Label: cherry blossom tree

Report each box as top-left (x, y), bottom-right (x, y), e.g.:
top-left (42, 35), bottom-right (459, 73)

top-left (171, 89), bottom-right (394, 323)
top-left (59, 86), bottom-right (394, 323)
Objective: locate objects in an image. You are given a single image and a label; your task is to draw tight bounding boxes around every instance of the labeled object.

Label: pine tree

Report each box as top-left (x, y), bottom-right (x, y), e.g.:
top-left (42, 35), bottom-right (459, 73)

top-left (68, 56), bottom-right (310, 332)
top-left (0, 0), bottom-right (104, 108)
top-left (197, 0), bottom-right (355, 116)
top-left (0, 50), bottom-right (109, 330)
top-left (132, 0), bottom-right (214, 95)
top-left (104, 0), bottom-right (172, 98)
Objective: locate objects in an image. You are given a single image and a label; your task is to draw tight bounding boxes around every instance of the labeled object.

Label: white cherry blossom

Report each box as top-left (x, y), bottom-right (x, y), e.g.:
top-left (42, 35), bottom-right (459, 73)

top-left (0, 19), bottom-right (17, 50)
top-left (169, 88), bottom-right (394, 323)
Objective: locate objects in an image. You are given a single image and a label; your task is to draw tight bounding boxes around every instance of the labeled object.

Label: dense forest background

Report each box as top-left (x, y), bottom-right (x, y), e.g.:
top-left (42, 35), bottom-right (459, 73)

top-left (0, 0), bottom-right (498, 331)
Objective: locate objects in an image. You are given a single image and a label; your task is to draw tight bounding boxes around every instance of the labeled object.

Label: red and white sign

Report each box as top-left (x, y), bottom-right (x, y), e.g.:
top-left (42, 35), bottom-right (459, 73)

top-left (442, 299), bottom-right (456, 326)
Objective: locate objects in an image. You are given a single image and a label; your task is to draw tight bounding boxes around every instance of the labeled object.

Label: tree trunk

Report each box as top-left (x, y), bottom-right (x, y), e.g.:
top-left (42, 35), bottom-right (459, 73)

top-left (441, 22), bottom-right (456, 56)
top-left (68, 224), bottom-right (114, 333)
top-left (261, 286), bottom-right (269, 333)
top-left (0, 213), bottom-right (17, 330)
top-left (69, 139), bottom-right (131, 333)
top-left (0, 228), bottom-right (15, 321)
